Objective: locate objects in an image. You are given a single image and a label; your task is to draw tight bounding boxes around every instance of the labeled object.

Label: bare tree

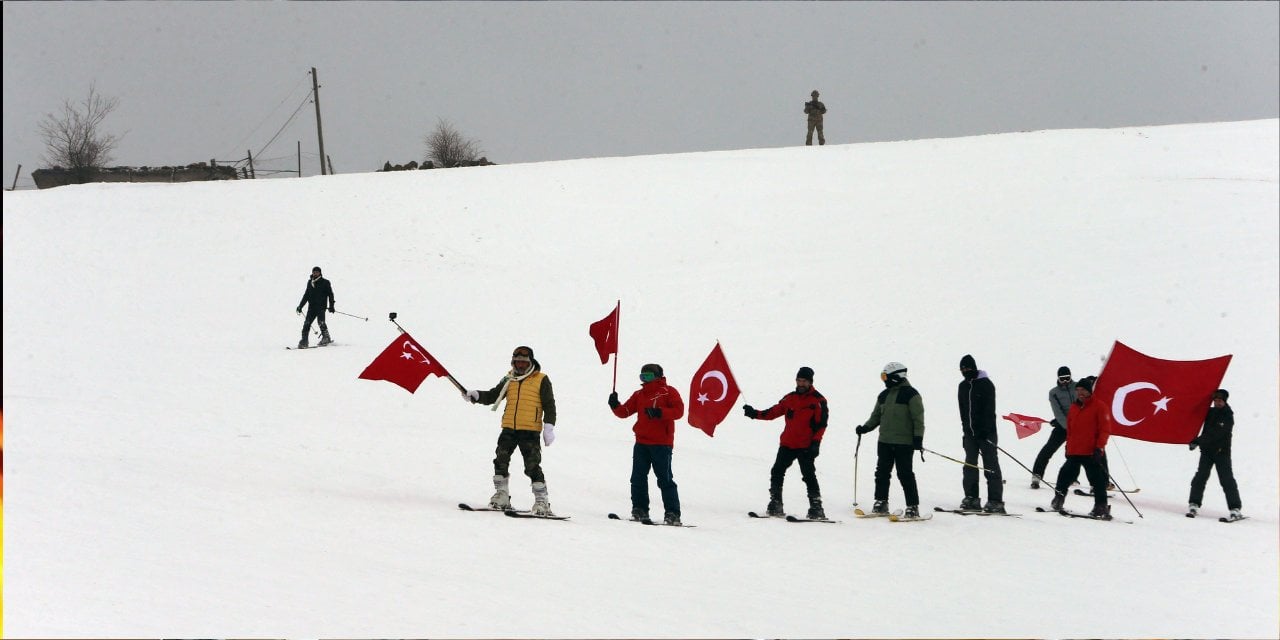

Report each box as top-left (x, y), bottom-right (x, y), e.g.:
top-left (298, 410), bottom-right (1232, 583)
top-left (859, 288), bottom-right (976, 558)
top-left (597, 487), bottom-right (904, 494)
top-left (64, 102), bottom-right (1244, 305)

top-left (38, 84), bottom-right (121, 181)
top-left (423, 118), bottom-right (482, 168)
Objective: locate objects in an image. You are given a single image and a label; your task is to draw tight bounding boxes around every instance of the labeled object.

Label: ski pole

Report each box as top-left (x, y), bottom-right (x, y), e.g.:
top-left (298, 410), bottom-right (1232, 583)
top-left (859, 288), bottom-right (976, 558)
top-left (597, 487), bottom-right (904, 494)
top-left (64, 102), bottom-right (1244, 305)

top-left (987, 438), bottom-right (1050, 487)
top-left (922, 447), bottom-right (998, 475)
top-left (852, 433), bottom-right (862, 508)
top-left (333, 310), bottom-right (368, 321)
top-left (387, 312), bottom-right (467, 394)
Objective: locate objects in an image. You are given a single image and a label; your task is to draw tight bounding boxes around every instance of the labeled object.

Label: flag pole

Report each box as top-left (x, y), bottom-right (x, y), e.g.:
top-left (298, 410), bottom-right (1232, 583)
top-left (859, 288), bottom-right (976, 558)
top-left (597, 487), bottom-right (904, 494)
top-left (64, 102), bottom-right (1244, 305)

top-left (611, 300), bottom-right (619, 392)
top-left (387, 312), bottom-right (467, 394)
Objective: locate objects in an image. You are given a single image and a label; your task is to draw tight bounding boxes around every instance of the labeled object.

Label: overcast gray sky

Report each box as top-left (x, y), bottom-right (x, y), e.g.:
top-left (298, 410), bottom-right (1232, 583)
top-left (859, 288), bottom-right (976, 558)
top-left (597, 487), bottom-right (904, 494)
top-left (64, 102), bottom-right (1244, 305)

top-left (4, 1), bottom-right (1277, 188)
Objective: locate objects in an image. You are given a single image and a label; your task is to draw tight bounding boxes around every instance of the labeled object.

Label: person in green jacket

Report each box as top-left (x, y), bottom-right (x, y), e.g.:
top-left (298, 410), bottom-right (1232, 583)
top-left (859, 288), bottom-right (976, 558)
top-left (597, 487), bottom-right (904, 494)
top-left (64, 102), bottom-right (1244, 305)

top-left (856, 362), bottom-right (925, 518)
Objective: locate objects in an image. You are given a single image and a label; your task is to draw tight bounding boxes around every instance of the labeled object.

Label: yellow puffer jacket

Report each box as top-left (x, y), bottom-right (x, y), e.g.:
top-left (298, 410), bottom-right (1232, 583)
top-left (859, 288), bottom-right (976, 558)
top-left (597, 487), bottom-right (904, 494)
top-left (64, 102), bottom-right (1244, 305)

top-left (502, 372), bottom-right (548, 431)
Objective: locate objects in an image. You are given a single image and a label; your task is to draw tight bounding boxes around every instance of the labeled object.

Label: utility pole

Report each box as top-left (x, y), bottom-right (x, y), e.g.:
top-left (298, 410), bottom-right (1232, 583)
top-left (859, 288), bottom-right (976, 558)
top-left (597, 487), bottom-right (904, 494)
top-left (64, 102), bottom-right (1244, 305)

top-left (246, 150), bottom-right (255, 179)
top-left (10, 164), bottom-right (20, 191)
top-left (311, 67), bottom-right (327, 176)
top-left (297, 141), bottom-right (302, 177)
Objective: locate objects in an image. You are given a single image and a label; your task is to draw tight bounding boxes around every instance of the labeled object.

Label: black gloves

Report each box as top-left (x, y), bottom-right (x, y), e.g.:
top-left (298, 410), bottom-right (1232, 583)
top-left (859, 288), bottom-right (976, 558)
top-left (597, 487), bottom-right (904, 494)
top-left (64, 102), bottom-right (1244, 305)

top-left (807, 440), bottom-right (821, 458)
top-left (608, 392), bottom-right (620, 409)
top-left (1092, 448), bottom-right (1105, 462)
top-left (328, 304), bottom-right (335, 313)
top-left (296, 306), bottom-right (303, 314)
top-left (1188, 438), bottom-right (1199, 451)
top-left (644, 407), bottom-right (662, 418)
top-left (913, 436), bottom-right (923, 451)
top-left (1050, 419), bottom-right (1061, 429)
top-left (855, 424), bottom-right (872, 435)
top-left (743, 405), bottom-right (758, 419)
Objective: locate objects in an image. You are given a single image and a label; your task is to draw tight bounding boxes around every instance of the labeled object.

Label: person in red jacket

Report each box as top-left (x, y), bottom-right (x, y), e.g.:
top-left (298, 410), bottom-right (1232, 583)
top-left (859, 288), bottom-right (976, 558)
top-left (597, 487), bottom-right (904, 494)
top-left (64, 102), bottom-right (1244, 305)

top-left (743, 366), bottom-right (829, 519)
top-left (609, 363), bottom-right (687, 525)
top-left (1050, 376), bottom-right (1111, 517)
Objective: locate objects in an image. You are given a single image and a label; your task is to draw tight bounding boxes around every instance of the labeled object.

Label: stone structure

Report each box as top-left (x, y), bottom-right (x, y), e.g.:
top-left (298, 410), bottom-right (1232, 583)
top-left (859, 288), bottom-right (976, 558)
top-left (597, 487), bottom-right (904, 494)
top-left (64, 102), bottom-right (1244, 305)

top-left (32, 162), bottom-right (238, 189)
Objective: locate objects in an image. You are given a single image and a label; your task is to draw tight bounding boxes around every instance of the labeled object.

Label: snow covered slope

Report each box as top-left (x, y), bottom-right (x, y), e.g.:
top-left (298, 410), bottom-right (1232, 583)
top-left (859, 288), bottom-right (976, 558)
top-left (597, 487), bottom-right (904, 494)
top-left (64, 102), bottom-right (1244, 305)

top-left (3, 119), bottom-right (1278, 637)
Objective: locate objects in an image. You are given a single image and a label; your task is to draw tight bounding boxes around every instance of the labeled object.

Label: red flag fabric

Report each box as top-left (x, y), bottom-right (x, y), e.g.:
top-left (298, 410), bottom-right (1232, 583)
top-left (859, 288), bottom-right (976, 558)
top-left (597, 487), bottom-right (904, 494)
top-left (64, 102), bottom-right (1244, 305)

top-left (588, 302), bottom-right (619, 365)
top-left (1002, 413), bottom-right (1049, 439)
top-left (358, 332), bottom-right (452, 394)
top-left (687, 342), bottom-right (740, 437)
top-left (1092, 341), bottom-right (1231, 444)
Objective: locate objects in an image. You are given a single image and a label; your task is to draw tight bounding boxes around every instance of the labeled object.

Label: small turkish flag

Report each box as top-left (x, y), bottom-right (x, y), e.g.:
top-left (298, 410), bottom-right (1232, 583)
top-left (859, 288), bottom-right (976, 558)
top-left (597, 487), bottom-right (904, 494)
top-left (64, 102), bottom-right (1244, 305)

top-left (687, 342), bottom-right (740, 437)
top-left (588, 302), bottom-right (619, 365)
top-left (1002, 413), bottom-right (1049, 439)
top-left (1093, 341), bottom-right (1231, 444)
top-left (358, 332), bottom-right (452, 394)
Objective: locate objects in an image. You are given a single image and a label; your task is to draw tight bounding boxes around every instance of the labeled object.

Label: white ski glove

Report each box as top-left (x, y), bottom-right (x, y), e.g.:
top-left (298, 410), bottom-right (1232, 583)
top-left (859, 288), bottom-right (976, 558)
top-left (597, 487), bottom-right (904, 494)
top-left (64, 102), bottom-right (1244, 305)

top-left (466, 390), bottom-right (479, 403)
top-left (542, 423), bottom-right (556, 446)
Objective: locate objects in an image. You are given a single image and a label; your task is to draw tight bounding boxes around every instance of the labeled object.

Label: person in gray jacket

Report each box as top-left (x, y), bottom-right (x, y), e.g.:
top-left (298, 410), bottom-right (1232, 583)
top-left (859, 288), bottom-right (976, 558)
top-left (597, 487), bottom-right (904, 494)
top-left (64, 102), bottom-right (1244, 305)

top-left (855, 362), bottom-right (925, 518)
top-left (1031, 366), bottom-right (1074, 488)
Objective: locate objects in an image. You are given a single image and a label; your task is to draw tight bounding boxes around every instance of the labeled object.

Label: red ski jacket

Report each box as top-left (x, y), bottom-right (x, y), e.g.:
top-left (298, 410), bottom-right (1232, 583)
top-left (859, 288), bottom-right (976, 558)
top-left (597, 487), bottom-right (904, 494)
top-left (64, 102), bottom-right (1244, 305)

top-left (1066, 395), bottom-right (1111, 456)
top-left (612, 377), bottom-right (686, 446)
top-left (756, 387), bottom-right (829, 449)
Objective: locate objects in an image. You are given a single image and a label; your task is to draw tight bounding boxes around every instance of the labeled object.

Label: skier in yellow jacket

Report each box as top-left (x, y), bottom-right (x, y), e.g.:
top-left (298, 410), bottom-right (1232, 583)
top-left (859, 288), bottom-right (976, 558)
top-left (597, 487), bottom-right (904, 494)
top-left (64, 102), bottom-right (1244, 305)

top-left (466, 345), bottom-right (558, 515)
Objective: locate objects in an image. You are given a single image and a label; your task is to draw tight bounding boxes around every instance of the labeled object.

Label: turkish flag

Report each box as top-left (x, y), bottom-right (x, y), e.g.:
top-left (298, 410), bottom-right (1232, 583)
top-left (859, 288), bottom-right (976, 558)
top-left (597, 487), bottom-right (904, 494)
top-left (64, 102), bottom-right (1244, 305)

top-left (687, 342), bottom-right (740, 437)
top-left (1002, 413), bottom-right (1048, 439)
top-left (358, 332), bottom-right (452, 394)
top-left (1093, 341), bottom-right (1231, 444)
top-left (588, 302), bottom-right (619, 365)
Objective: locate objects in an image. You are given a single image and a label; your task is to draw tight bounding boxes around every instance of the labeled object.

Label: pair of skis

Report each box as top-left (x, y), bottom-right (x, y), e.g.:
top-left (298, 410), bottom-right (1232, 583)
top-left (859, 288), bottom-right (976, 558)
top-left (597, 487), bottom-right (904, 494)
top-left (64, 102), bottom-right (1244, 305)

top-left (286, 341), bottom-right (338, 350)
top-left (458, 503), bottom-right (570, 521)
top-left (607, 513), bottom-right (696, 528)
top-left (852, 508), bottom-right (931, 522)
top-left (933, 507), bottom-right (1021, 518)
top-left (1186, 510), bottom-right (1248, 523)
top-left (461, 503), bottom-right (694, 526)
top-left (747, 511), bottom-right (839, 524)
top-left (1034, 506), bottom-right (1133, 524)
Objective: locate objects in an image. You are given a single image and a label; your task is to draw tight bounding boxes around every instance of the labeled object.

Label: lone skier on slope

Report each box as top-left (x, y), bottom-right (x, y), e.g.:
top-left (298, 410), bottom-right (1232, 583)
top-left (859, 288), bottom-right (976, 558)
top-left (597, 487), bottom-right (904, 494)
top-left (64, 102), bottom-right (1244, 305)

top-left (295, 266), bottom-right (335, 348)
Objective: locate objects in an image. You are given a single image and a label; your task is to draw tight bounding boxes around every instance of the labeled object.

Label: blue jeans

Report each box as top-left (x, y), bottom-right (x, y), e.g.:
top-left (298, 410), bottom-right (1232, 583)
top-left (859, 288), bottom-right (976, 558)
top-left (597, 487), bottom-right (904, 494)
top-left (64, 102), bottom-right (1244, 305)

top-left (631, 443), bottom-right (680, 515)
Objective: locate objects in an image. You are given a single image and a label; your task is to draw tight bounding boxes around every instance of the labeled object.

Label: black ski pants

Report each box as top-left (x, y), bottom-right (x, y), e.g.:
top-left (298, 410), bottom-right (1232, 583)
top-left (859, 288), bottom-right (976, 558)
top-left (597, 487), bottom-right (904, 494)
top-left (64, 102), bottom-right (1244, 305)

top-left (962, 434), bottom-right (1003, 502)
top-left (874, 441), bottom-right (919, 507)
top-left (1032, 426), bottom-right (1067, 479)
top-left (1189, 447), bottom-right (1241, 510)
top-left (1054, 454), bottom-right (1107, 509)
top-left (493, 428), bottom-right (544, 483)
top-left (301, 306), bottom-right (329, 342)
top-left (770, 445), bottom-right (821, 500)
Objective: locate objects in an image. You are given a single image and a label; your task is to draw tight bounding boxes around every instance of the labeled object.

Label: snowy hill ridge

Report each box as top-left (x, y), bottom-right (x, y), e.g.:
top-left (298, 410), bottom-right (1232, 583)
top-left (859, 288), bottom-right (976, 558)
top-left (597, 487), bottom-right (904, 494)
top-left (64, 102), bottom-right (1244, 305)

top-left (3, 119), bottom-right (1278, 638)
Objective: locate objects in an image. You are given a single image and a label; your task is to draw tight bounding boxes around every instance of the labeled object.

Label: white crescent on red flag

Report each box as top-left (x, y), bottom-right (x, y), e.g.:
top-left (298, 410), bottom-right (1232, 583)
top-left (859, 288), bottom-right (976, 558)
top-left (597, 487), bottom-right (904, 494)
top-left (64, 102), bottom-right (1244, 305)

top-left (687, 342), bottom-right (740, 437)
top-left (358, 331), bottom-right (452, 394)
top-left (1092, 341), bottom-right (1231, 444)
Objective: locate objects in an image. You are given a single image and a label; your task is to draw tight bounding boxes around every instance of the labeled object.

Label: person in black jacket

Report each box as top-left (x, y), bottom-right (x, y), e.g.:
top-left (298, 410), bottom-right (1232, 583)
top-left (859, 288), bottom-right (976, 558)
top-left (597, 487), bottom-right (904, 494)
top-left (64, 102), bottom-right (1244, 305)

top-left (295, 266), bottom-right (335, 348)
top-left (1187, 389), bottom-right (1242, 520)
top-left (957, 354), bottom-right (1004, 513)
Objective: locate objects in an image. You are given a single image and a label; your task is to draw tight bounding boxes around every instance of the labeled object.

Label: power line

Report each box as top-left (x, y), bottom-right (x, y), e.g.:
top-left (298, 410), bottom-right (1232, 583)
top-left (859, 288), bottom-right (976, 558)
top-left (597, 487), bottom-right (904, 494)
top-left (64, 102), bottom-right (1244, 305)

top-left (253, 89), bottom-right (313, 162)
top-left (225, 72), bottom-right (310, 159)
